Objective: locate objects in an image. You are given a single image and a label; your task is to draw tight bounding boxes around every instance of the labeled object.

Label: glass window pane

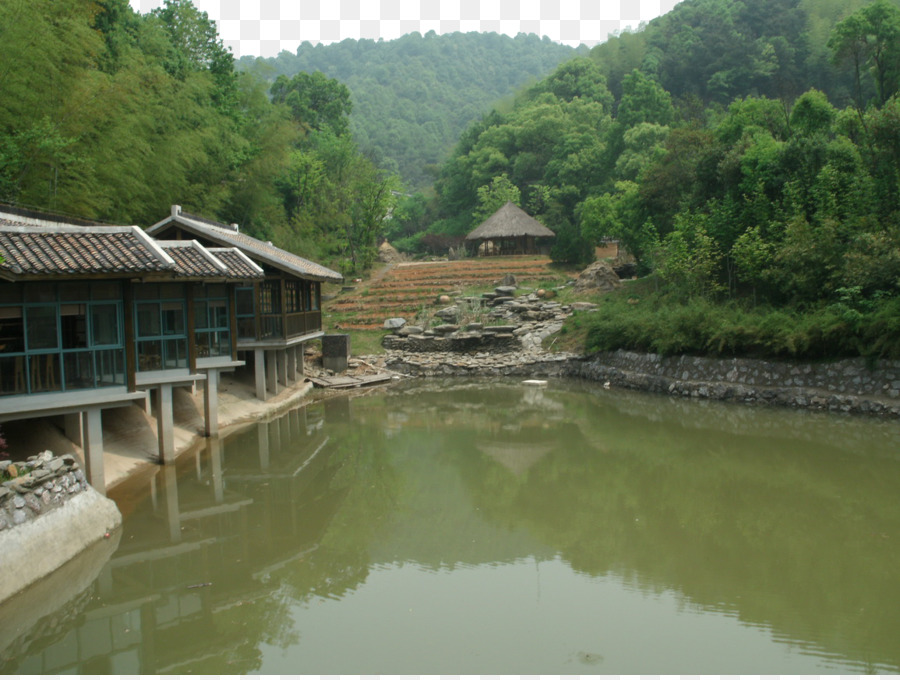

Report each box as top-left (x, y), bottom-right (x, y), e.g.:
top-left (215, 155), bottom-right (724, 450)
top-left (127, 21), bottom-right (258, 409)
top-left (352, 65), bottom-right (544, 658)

top-left (162, 302), bottom-right (184, 335)
top-left (26, 306), bottom-right (58, 350)
top-left (91, 304), bottom-right (119, 346)
top-left (0, 306), bottom-right (24, 353)
top-left (29, 353), bottom-right (60, 392)
top-left (236, 288), bottom-right (254, 316)
top-left (210, 300), bottom-right (228, 329)
top-left (0, 355), bottom-right (26, 394)
top-left (194, 300), bottom-right (208, 329)
top-left (164, 338), bottom-right (187, 368)
top-left (137, 303), bottom-right (160, 338)
top-left (196, 331), bottom-right (211, 357)
top-left (138, 340), bottom-right (162, 371)
top-left (95, 349), bottom-right (125, 386)
top-left (61, 304), bottom-right (87, 349)
top-left (64, 352), bottom-right (94, 390)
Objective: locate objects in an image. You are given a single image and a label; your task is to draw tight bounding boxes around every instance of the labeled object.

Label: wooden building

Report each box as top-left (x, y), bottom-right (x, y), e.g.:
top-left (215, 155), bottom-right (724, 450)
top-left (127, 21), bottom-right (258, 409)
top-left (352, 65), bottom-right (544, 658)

top-left (0, 207), bottom-right (271, 493)
top-left (465, 202), bottom-right (556, 256)
top-left (147, 206), bottom-right (343, 401)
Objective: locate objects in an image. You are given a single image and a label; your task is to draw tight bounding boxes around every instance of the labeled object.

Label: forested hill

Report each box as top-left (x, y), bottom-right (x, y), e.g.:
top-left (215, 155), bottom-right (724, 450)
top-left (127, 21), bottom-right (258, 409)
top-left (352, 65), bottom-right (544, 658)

top-left (237, 32), bottom-right (582, 189)
top-left (402, 0), bottom-right (900, 356)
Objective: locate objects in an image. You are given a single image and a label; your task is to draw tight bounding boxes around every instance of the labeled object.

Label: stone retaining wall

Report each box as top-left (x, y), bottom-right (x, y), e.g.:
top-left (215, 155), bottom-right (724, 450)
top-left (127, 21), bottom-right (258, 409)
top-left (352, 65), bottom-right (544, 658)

top-left (568, 350), bottom-right (900, 416)
top-left (380, 349), bottom-right (900, 417)
top-left (0, 452), bottom-right (88, 531)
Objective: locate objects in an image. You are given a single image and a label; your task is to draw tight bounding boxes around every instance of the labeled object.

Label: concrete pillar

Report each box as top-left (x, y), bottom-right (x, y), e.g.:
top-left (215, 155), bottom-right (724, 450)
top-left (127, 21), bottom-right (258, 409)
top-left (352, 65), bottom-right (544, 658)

top-left (265, 350), bottom-right (278, 395)
top-left (257, 421), bottom-right (270, 471)
top-left (254, 349), bottom-right (266, 401)
top-left (155, 384), bottom-right (175, 464)
top-left (83, 407), bottom-right (105, 495)
top-left (277, 349), bottom-right (288, 387)
top-left (64, 412), bottom-right (83, 447)
top-left (203, 369), bottom-right (219, 437)
top-left (286, 347), bottom-right (297, 383)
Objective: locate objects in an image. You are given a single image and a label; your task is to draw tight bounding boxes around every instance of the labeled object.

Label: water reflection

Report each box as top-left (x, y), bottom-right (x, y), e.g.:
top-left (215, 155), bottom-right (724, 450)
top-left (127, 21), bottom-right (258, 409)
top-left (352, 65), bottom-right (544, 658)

top-left (2, 379), bottom-right (900, 674)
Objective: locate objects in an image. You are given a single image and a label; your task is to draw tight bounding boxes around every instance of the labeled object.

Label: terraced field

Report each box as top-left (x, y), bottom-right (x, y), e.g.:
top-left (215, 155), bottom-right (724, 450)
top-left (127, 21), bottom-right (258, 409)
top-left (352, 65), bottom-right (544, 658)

top-left (328, 256), bottom-right (566, 330)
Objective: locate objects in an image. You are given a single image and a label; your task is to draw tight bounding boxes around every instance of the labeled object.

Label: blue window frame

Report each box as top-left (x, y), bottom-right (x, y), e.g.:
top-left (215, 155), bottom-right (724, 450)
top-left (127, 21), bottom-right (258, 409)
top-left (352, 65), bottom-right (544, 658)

top-left (134, 283), bottom-right (188, 372)
top-left (194, 284), bottom-right (231, 358)
top-left (0, 282), bottom-right (125, 396)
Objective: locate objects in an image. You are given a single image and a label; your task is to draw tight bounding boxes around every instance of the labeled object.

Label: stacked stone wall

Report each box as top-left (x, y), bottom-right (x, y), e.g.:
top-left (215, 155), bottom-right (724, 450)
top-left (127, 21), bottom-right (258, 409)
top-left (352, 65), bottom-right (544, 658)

top-left (0, 452), bottom-right (88, 531)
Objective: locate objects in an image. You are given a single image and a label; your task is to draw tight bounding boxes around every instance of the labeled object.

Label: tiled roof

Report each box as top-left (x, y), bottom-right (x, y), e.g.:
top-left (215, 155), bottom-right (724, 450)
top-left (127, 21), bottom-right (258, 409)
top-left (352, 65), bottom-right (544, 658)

top-left (208, 248), bottom-right (265, 279)
top-left (146, 206), bottom-right (343, 283)
top-left (158, 240), bottom-right (228, 278)
top-left (0, 220), bottom-right (174, 277)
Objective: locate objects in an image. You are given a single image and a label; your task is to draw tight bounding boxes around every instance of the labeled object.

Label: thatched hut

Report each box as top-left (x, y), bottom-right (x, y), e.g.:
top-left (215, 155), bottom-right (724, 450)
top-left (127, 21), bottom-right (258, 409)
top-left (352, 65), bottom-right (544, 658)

top-left (465, 202), bottom-right (555, 256)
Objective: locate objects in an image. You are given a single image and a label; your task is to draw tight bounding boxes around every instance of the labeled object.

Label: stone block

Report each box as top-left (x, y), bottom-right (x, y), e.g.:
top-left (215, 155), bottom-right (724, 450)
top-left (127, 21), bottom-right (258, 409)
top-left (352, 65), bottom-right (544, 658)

top-left (322, 334), bottom-right (351, 373)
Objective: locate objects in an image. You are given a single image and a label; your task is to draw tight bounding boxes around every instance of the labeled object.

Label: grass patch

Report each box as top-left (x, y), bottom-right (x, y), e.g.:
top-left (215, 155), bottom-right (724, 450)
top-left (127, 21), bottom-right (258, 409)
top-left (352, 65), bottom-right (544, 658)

top-left (574, 282), bottom-right (900, 360)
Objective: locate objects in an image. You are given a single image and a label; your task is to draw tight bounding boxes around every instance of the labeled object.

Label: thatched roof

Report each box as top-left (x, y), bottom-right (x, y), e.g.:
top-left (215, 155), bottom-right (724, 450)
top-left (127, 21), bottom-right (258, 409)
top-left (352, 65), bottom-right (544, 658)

top-left (465, 202), bottom-right (555, 241)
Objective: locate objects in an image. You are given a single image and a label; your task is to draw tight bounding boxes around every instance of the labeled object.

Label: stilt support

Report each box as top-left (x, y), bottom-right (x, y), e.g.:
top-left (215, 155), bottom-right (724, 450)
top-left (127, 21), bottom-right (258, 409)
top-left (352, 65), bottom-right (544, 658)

top-left (203, 369), bottom-right (219, 437)
top-left (83, 407), bottom-right (105, 495)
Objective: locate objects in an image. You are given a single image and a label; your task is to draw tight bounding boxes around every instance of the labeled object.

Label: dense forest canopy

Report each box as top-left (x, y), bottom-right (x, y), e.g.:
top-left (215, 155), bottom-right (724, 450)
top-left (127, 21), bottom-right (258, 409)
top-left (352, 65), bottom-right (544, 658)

top-left (236, 32), bottom-right (581, 189)
top-left (0, 0), bottom-right (398, 274)
top-left (417, 0), bottom-right (900, 300)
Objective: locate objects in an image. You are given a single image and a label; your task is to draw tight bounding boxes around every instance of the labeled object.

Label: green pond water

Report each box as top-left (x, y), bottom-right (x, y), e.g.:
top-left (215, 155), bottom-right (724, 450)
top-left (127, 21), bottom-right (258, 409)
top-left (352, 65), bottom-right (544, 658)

top-left (2, 378), bottom-right (900, 674)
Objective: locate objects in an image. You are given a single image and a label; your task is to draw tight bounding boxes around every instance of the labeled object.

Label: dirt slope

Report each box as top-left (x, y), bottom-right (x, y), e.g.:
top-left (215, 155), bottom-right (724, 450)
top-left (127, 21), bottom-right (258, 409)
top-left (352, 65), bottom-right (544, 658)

top-left (329, 256), bottom-right (561, 330)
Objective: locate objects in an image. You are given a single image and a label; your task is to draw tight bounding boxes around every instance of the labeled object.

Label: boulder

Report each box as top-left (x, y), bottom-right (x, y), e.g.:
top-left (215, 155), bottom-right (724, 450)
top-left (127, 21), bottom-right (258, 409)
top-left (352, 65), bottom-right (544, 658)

top-left (383, 317), bottom-right (407, 330)
top-left (574, 261), bottom-right (622, 293)
top-left (434, 306), bottom-right (459, 322)
top-left (500, 273), bottom-right (517, 287)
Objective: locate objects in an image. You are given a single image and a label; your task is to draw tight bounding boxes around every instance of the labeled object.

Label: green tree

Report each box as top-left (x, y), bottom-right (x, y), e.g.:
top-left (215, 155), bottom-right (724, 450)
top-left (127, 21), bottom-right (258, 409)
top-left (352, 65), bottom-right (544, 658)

top-left (473, 174), bottom-right (521, 223)
top-left (829, 0), bottom-right (900, 108)
top-left (270, 71), bottom-right (353, 136)
top-left (616, 70), bottom-right (675, 127)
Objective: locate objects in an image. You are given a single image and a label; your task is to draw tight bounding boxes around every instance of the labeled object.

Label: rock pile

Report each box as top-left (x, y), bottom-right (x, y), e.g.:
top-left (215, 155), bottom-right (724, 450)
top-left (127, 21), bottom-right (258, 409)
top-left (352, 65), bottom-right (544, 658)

top-left (0, 452), bottom-right (88, 531)
top-left (381, 283), bottom-right (597, 354)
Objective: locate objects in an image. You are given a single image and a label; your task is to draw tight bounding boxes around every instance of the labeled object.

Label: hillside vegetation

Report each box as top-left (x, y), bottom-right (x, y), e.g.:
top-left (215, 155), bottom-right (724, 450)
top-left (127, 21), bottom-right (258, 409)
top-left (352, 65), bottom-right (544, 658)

top-left (0, 0), bottom-right (399, 274)
top-left (401, 0), bottom-right (900, 360)
top-left (237, 33), bottom-right (580, 189)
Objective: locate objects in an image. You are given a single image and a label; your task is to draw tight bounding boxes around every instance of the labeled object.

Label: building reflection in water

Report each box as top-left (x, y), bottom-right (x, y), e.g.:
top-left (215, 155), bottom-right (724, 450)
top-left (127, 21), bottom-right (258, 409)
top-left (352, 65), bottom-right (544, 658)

top-left (2, 399), bottom-right (343, 675)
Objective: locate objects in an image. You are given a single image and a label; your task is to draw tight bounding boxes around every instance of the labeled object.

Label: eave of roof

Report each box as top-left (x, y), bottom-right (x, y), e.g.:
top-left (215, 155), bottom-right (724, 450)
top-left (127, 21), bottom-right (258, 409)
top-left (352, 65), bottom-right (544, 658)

top-left (0, 221), bottom-right (176, 277)
top-left (147, 207), bottom-right (343, 283)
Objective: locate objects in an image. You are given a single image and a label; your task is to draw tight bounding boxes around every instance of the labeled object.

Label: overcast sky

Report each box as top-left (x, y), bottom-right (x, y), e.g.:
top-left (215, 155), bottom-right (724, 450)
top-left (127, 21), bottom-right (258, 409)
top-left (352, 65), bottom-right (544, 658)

top-left (128, 0), bottom-right (683, 58)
